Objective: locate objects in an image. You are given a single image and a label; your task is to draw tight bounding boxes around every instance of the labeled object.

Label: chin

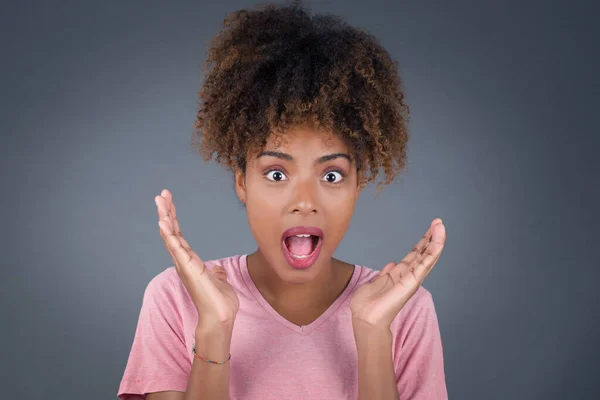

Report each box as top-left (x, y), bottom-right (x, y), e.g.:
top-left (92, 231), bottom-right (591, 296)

top-left (278, 249), bottom-right (331, 281)
top-left (253, 237), bottom-right (334, 283)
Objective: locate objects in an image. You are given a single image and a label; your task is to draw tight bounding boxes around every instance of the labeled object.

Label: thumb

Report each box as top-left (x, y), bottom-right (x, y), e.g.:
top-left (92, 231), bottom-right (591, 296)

top-left (211, 264), bottom-right (228, 283)
top-left (368, 262), bottom-right (396, 283)
top-left (377, 262), bottom-right (396, 278)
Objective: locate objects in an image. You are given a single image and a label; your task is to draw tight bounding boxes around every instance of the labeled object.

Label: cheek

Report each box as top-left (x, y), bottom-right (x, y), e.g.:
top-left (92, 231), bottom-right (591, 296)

top-left (323, 189), bottom-right (357, 228)
top-left (245, 205), bottom-right (277, 249)
top-left (244, 180), bottom-right (281, 240)
top-left (246, 179), bottom-right (283, 213)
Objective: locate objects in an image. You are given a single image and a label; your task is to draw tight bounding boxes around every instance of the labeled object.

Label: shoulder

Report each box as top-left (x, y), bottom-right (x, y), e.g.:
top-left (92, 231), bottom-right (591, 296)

top-left (138, 267), bottom-right (184, 324)
top-left (143, 266), bottom-right (178, 302)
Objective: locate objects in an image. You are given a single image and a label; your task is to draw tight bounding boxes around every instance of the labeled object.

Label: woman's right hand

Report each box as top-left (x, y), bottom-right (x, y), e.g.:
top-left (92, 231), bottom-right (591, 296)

top-left (155, 189), bottom-right (239, 330)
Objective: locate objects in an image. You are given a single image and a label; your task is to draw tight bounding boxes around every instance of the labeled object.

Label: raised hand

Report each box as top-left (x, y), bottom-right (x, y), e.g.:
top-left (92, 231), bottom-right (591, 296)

top-left (155, 189), bottom-right (239, 328)
top-left (349, 218), bottom-right (446, 329)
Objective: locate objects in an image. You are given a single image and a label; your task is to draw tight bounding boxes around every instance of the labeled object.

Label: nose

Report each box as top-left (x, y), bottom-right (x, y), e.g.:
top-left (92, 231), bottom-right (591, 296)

top-left (289, 179), bottom-right (318, 216)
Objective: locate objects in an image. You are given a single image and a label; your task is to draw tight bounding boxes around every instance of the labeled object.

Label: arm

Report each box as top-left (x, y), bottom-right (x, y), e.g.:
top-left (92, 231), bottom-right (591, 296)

top-left (353, 290), bottom-right (447, 400)
top-left (183, 325), bottom-right (233, 399)
top-left (117, 271), bottom-right (191, 399)
top-left (353, 320), bottom-right (399, 400)
top-left (146, 325), bottom-right (233, 400)
top-left (117, 270), bottom-right (235, 400)
top-left (140, 190), bottom-right (239, 399)
top-left (349, 220), bottom-right (447, 400)
top-left (394, 292), bottom-right (447, 400)
top-left (147, 392), bottom-right (184, 400)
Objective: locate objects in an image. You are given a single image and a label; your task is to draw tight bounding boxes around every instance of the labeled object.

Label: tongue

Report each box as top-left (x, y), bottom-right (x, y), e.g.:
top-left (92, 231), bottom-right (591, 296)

top-left (286, 236), bottom-right (313, 256)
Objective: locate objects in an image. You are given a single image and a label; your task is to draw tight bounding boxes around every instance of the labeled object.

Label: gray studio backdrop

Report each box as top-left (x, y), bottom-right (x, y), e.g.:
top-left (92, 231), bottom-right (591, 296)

top-left (2, 0), bottom-right (598, 399)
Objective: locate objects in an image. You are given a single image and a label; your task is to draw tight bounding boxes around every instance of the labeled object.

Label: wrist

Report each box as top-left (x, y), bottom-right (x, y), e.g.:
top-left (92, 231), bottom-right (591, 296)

top-left (194, 324), bottom-right (233, 361)
top-left (195, 322), bottom-right (234, 341)
top-left (352, 318), bottom-right (391, 334)
top-left (352, 319), bottom-right (392, 346)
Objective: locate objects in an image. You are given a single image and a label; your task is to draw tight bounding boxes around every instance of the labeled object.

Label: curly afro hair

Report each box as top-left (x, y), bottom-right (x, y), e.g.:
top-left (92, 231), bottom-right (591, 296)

top-left (191, 0), bottom-right (410, 190)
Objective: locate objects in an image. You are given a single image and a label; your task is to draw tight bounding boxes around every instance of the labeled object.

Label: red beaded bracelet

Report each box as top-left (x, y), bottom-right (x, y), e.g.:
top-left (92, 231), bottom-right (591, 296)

top-left (192, 343), bottom-right (231, 365)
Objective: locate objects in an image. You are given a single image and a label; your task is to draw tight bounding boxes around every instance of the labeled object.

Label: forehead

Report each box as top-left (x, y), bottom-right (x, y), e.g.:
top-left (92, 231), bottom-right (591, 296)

top-left (263, 124), bottom-right (349, 152)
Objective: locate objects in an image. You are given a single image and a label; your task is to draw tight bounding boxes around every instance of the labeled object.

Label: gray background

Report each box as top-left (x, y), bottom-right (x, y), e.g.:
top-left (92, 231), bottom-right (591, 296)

top-left (2, 0), bottom-right (598, 399)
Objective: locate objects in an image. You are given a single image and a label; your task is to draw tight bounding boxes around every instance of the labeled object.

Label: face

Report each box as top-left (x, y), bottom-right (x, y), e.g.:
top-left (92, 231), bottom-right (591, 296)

top-left (235, 125), bottom-right (361, 283)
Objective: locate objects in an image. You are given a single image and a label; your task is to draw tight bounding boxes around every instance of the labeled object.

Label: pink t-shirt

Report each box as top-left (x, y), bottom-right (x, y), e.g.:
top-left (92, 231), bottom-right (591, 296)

top-left (117, 254), bottom-right (447, 399)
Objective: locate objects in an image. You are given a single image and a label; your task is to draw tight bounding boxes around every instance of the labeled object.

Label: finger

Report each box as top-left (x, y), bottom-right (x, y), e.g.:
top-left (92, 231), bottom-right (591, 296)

top-left (403, 218), bottom-right (442, 265)
top-left (211, 265), bottom-right (228, 282)
top-left (158, 219), bottom-right (190, 265)
top-left (371, 262), bottom-right (396, 284)
top-left (374, 274), bottom-right (412, 313)
top-left (377, 220), bottom-right (445, 297)
top-left (378, 262), bottom-right (396, 277)
top-left (160, 188), bottom-right (172, 204)
top-left (158, 222), bottom-right (179, 267)
top-left (162, 208), bottom-right (192, 252)
top-left (423, 252), bottom-right (443, 280)
top-left (380, 246), bottom-right (440, 303)
top-left (161, 189), bottom-right (182, 236)
top-left (413, 243), bottom-right (443, 283)
top-left (389, 220), bottom-right (444, 283)
top-left (368, 271), bottom-right (395, 293)
top-left (156, 194), bottom-right (210, 283)
top-left (157, 219), bottom-right (193, 273)
top-left (413, 223), bottom-right (446, 281)
top-left (155, 194), bottom-right (172, 228)
top-left (404, 234), bottom-right (431, 265)
top-left (156, 190), bottom-right (179, 235)
top-left (155, 193), bottom-right (191, 253)
top-left (158, 218), bottom-right (206, 276)
top-left (387, 260), bottom-right (411, 284)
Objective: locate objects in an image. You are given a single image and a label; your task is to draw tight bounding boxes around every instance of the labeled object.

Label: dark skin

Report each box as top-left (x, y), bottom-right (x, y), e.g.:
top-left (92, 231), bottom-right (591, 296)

top-left (151, 124), bottom-right (446, 399)
top-left (236, 124), bottom-right (360, 326)
top-left (149, 125), bottom-right (362, 400)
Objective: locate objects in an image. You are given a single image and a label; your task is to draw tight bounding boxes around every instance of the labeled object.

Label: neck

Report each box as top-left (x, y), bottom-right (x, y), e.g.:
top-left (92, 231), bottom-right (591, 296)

top-left (246, 250), bottom-right (353, 313)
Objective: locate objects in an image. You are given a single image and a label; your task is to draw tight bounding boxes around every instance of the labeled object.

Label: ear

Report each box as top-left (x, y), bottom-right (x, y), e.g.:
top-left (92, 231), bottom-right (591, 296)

top-left (234, 168), bottom-right (246, 205)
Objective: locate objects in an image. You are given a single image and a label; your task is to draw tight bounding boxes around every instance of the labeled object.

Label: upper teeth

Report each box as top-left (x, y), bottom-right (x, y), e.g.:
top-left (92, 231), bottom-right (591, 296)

top-left (295, 234), bottom-right (311, 238)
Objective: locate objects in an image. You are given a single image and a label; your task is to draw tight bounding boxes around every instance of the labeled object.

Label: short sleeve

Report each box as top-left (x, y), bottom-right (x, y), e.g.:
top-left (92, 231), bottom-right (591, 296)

top-left (117, 269), bottom-right (191, 399)
top-left (393, 290), bottom-right (448, 399)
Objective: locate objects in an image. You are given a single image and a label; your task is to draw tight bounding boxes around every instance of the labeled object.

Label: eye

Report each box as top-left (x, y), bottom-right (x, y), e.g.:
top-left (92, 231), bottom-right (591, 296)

top-left (265, 169), bottom-right (288, 182)
top-left (322, 171), bottom-right (344, 184)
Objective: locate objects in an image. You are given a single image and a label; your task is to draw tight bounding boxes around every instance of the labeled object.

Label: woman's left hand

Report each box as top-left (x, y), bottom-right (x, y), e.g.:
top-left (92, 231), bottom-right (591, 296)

top-left (349, 218), bottom-right (446, 329)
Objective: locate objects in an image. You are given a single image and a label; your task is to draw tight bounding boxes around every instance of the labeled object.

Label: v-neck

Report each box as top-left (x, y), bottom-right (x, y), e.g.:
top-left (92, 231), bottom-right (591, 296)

top-left (239, 254), bottom-right (361, 336)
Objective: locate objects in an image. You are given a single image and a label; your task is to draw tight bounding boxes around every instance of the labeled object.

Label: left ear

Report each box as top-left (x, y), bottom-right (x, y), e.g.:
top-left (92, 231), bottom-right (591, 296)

top-left (234, 169), bottom-right (246, 205)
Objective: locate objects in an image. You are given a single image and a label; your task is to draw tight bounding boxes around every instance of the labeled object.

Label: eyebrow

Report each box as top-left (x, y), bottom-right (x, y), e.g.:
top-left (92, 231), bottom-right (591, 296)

top-left (257, 151), bottom-right (352, 164)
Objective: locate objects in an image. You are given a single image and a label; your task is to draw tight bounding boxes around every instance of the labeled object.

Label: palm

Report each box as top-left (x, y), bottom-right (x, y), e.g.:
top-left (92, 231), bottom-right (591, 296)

top-left (190, 252), bottom-right (240, 320)
top-left (349, 218), bottom-right (446, 328)
top-left (155, 189), bottom-right (239, 324)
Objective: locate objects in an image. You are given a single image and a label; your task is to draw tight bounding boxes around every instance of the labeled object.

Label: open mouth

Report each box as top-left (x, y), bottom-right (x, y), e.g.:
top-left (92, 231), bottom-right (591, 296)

top-left (284, 234), bottom-right (320, 259)
top-left (281, 226), bottom-right (324, 269)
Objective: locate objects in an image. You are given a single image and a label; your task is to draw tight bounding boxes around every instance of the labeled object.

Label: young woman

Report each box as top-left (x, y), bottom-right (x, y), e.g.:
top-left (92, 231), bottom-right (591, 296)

top-left (118, 2), bottom-right (447, 399)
